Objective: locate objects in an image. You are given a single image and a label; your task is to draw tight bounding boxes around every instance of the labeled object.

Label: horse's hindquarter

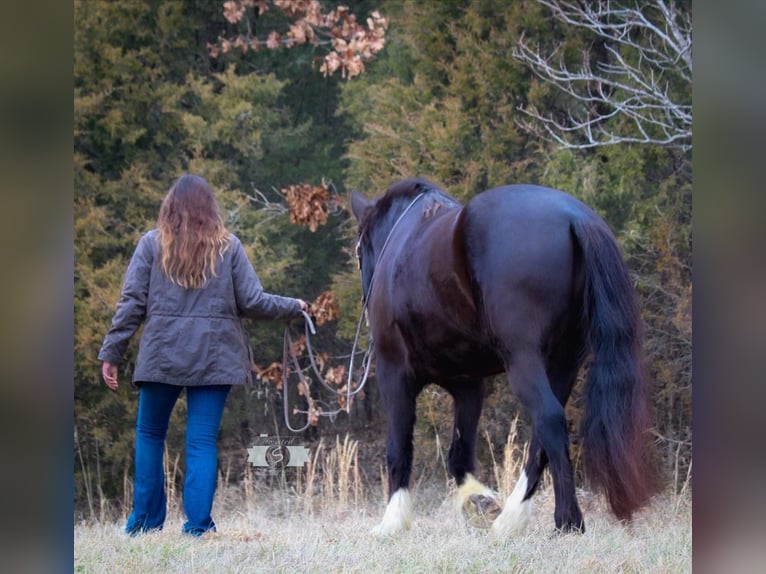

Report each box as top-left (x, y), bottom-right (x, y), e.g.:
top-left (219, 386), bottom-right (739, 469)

top-left (462, 185), bottom-right (587, 350)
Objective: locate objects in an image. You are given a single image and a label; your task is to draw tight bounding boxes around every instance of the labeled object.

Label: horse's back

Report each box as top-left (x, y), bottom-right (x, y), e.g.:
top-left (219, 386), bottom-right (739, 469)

top-left (462, 183), bottom-right (595, 263)
top-left (465, 184), bottom-right (596, 226)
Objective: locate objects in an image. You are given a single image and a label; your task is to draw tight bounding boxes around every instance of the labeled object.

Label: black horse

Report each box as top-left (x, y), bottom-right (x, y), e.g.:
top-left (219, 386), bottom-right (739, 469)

top-left (350, 178), bottom-right (653, 536)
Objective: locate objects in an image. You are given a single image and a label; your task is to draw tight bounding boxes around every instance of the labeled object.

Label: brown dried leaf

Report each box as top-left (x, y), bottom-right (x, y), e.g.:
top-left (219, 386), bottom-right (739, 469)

top-left (308, 406), bottom-right (321, 426)
top-left (310, 290), bottom-right (340, 325)
top-left (223, 0), bottom-right (247, 23)
top-left (291, 335), bottom-right (306, 356)
top-left (281, 181), bottom-right (330, 231)
top-left (255, 361), bottom-right (284, 389)
top-left (255, 0), bottom-right (269, 15)
top-left (288, 20), bottom-right (313, 44)
top-left (266, 30), bottom-right (282, 49)
top-left (313, 351), bottom-right (328, 373)
top-left (325, 365), bottom-right (347, 386)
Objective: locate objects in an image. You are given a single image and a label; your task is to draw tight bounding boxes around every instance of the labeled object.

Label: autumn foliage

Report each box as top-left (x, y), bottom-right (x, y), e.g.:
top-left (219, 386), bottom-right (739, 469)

top-left (212, 0), bottom-right (388, 79)
top-left (281, 180), bottom-right (332, 231)
top-left (309, 290), bottom-right (340, 325)
top-left (255, 361), bottom-right (285, 389)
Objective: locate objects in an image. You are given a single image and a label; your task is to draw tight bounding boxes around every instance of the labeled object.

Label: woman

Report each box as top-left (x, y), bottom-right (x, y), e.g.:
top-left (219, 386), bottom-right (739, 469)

top-left (98, 174), bottom-right (308, 537)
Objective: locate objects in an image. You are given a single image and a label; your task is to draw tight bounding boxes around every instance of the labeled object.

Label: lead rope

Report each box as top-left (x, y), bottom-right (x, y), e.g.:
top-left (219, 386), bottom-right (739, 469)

top-left (281, 192), bottom-right (425, 432)
top-left (281, 309), bottom-right (373, 432)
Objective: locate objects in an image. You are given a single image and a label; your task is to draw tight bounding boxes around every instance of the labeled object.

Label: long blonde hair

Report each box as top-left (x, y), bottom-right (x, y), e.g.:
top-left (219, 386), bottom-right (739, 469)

top-left (157, 174), bottom-right (230, 289)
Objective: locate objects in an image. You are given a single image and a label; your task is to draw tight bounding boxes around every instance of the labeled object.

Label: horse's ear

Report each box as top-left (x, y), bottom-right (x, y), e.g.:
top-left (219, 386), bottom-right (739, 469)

top-left (350, 190), bottom-right (371, 222)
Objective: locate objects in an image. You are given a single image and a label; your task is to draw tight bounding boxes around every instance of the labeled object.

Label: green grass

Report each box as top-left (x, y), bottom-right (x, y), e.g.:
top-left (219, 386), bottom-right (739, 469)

top-left (74, 484), bottom-right (691, 573)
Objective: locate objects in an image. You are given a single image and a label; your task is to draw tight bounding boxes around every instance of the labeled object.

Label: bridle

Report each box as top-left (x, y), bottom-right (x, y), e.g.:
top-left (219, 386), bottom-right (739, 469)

top-left (281, 192), bottom-right (426, 432)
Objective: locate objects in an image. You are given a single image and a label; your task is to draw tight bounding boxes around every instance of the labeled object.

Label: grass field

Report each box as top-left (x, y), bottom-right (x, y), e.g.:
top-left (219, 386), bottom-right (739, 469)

top-left (75, 434), bottom-right (692, 573)
top-left (74, 479), bottom-right (691, 573)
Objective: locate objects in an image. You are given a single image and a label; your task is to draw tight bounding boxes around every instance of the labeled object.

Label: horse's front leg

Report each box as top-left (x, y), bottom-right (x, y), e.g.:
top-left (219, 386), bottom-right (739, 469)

top-left (371, 362), bottom-right (420, 536)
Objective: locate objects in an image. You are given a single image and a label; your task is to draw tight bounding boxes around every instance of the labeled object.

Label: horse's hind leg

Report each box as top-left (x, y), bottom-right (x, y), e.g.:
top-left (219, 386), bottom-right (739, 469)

top-left (371, 362), bottom-right (419, 536)
top-left (508, 337), bottom-right (584, 532)
top-left (492, 348), bottom-right (584, 537)
top-left (440, 380), bottom-right (499, 525)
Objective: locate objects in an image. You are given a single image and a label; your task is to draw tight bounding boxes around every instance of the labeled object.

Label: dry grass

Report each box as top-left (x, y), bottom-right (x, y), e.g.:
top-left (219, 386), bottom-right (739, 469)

top-left (74, 487), bottom-right (691, 573)
top-left (74, 432), bottom-right (691, 573)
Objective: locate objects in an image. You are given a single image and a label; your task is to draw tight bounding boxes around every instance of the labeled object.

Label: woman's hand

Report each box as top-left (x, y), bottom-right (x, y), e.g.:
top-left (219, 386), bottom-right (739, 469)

top-left (102, 361), bottom-right (119, 390)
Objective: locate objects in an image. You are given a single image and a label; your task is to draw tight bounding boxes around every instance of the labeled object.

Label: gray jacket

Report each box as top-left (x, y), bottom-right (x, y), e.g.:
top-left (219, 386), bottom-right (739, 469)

top-left (98, 229), bottom-right (303, 386)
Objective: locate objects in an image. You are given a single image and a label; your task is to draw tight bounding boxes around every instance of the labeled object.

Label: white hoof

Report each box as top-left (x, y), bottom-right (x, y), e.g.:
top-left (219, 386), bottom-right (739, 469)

top-left (371, 489), bottom-right (412, 536)
top-left (491, 471), bottom-right (533, 538)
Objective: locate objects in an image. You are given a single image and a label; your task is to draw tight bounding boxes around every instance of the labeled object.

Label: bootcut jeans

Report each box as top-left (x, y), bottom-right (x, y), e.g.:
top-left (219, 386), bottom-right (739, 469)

top-left (125, 382), bottom-right (231, 537)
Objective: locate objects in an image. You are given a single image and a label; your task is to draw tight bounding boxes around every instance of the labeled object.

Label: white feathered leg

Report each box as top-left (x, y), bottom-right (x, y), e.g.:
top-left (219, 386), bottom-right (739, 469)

top-left (371, 488), bottom-right (413, 536)
top-left (491, 471), bottom-right (533, 538)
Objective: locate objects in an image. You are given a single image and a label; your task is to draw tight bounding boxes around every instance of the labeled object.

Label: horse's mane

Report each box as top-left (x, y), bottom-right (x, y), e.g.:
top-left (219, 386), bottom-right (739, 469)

top-left (360, 178), bottom-right (457, 237)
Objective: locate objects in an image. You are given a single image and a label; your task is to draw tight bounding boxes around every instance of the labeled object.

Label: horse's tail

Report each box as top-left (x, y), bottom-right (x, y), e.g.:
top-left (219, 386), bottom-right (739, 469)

top-left (571, 217), bottom-right (654, 521)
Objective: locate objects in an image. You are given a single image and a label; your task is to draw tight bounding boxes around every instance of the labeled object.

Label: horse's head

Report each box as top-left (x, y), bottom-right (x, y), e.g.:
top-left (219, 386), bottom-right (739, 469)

top-left (350, 178), bottom-right (459, 300)
top-left (349, 191), bottom-right (378, 300)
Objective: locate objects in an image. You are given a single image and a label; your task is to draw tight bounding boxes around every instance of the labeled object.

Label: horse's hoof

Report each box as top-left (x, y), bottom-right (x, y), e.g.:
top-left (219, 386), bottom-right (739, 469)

top-left (370, 521), bottom-right (407, 537)
top-left (490, 498), bottom-right (533, 538)
top-left (463, 493), bottom-right (503, 529)
top-left (552, 520), bottom-right (585, 535)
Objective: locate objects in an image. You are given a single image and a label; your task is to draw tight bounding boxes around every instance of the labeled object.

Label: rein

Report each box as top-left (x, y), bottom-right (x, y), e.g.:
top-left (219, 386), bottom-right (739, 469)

top-left (281, 192), bottom-right (425, 432)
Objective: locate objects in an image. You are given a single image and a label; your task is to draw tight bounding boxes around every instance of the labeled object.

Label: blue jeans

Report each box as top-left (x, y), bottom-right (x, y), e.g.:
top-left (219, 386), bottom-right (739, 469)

top-left (125, 382), bottom-right (231, 537)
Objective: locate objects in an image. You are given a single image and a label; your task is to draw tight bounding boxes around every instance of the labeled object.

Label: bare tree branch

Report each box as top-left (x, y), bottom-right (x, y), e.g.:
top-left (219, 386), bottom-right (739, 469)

top-left (513, 0), bottom-right (692, 151)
